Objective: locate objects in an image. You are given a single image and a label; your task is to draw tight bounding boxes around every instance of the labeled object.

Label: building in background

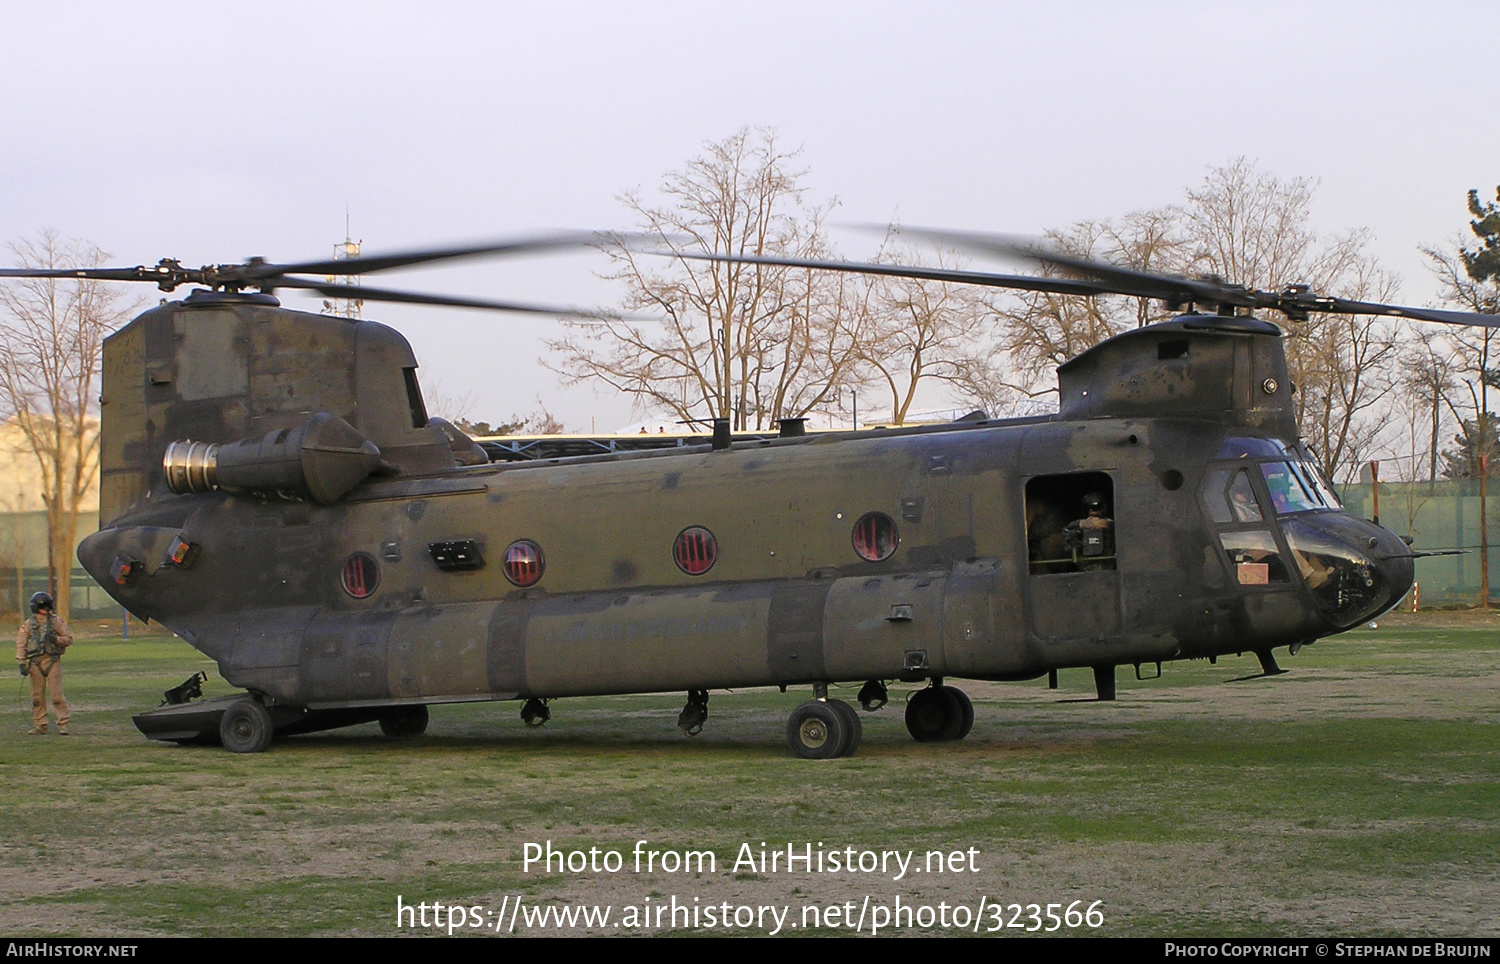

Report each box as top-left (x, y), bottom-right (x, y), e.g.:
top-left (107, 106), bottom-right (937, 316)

top-left (0, 417), bottom-right (111, 616)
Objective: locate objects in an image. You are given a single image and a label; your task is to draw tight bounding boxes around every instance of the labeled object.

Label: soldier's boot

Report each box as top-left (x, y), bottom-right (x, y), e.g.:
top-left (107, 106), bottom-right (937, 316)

top-left (57, 725), bottom-right (69, 735)
top-left (27, 726), bottom-right (46, 735)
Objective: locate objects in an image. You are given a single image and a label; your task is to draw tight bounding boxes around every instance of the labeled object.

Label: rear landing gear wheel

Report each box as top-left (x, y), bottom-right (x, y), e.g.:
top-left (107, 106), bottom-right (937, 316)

top-left (905, 685), bottom-right (972, 743)
top-left (219, 699), bottom-right (273, 754)
top-left (379, 705), bottom-right (429, 739)
top-left (786, 700), bottom-right (856, 759)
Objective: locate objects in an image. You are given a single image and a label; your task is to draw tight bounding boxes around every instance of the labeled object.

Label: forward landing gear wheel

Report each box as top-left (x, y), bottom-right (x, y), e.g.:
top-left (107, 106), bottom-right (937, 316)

top-left (378, 705), bottom-right (429, 739)
top-left (827, 698), bottom-right (862, 757)
top-left (905, 685), bottom-right (972, 743)
top-left (786, 701), bottom-right (856, 759)
top-left (219, 699), bottom-right (273, 754)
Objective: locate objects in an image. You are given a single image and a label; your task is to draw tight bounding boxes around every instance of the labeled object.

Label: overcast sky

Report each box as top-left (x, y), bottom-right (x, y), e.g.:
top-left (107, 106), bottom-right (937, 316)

top-left (3, 1), bottom-right (1495, 431)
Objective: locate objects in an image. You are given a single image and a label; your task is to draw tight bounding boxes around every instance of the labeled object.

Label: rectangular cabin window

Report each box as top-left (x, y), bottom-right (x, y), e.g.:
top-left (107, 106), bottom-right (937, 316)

top-left (403, 367), bottom-right (429, 429)
top-left (1025, 471), bottom-right (1115, 575)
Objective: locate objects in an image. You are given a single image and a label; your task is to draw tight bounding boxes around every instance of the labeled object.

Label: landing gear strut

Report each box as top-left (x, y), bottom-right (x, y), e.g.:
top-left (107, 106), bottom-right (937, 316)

top-left (904, 681), bottom-right (973, 742)
top-left (1255, 649), bottom-right (1287, 676)
top-left (520, 698), bottom-right (551, 728)
top-left (378, 705), bottom-right (429, 738)
top-left (857, 679), bottom-right (888, 712)
top-left (1093, 665), bottom-right (1116, 701)
top-left (678, 689), bottom-right (709, 736)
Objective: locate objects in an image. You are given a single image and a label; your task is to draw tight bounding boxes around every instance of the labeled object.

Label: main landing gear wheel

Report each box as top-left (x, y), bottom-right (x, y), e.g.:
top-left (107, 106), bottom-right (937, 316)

top-left (786, 700), bottom-right (860, 759)
top-left (827, 698), bottom-right (862, 756)
top-left (905, 685), bottom-right (973, 743)
top-left (949, 687), bottom-right (974, 740)
top-left (378, 705), bottom-right (429, 739)
top-left (219, 699), bottom-right (273, 754)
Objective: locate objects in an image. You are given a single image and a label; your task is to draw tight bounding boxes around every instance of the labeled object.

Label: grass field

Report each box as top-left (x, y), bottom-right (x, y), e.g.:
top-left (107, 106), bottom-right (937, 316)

top-left (0, 612), bottom-right (1495, 937)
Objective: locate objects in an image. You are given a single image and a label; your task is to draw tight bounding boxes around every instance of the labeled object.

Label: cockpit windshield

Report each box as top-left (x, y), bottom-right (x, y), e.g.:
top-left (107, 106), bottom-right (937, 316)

top-left (1260, 461), bottom-right (1340, 514)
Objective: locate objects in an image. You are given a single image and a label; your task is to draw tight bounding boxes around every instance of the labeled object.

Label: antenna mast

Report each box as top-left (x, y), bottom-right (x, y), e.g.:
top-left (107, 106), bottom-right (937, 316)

top-left (322, 209), bottom-right (363, 318)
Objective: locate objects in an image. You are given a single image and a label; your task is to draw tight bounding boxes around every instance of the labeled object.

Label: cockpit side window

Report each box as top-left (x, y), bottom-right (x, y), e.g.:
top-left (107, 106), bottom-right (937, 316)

top-left (1204, 468), bottom-right (1264, 524)
top-left (1203, 464), bottom-right (1287, 587)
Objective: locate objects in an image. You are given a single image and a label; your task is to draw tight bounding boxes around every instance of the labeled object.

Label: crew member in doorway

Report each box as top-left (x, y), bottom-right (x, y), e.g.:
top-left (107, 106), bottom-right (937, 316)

top-left (1064, 492), bottom-right (1116, 571)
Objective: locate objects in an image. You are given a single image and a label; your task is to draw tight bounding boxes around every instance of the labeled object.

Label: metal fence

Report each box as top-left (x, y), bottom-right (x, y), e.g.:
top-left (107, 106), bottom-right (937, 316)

top-left (1338, 480), bottom-right (1498, 608)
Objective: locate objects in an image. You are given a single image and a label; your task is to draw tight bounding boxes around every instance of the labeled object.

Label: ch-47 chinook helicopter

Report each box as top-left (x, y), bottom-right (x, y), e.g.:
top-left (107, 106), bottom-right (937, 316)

top-left (5, 229), bottom-right (1488, 758)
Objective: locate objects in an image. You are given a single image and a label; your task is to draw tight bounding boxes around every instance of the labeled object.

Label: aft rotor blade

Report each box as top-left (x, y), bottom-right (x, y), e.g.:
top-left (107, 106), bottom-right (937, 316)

top-left (0, 264), bottom-right (185, 284)
top-left (278, 278), bottom-right (609, 317)
top-left (669, 251), bottom-right (1113, 297)
top-left (257, 231), bottom-right (609, 280)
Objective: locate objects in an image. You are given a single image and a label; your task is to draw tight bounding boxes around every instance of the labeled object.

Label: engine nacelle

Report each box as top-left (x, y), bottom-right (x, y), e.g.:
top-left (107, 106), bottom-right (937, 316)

top-left (163, 413), bottom-right (383, 505)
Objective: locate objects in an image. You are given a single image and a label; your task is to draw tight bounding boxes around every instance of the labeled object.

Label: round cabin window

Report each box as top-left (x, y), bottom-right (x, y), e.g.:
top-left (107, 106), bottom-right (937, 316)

top-left (341, 552), bottom-right (380, 599)
top-left (503, 540), bottom-right (545, 587)
top-left (852, 512), bottom-right (899, 562)
top-left (673, 526), bottom-right (718, 575)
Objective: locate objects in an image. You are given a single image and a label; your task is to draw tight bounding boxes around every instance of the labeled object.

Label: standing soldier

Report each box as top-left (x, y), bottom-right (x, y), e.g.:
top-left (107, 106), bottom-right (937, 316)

top-left (16, 592), bottom-right (72, 735)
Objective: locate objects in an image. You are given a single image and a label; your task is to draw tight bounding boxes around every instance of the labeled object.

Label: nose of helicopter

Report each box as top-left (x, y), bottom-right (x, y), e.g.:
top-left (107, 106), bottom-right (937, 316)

top-left (77, 524), bottom-right (191, 622)
top-left (1281, 513), bottom-right (1414, 630)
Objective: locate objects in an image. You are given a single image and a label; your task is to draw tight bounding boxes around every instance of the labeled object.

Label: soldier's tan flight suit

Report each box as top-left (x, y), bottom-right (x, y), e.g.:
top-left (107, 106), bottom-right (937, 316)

top-left (17, 612), bottom-right (72, 734)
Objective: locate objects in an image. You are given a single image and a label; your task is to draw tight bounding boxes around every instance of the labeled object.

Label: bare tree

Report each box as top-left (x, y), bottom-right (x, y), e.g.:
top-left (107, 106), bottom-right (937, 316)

top-left (548, 129), bottom-right (861, 431)
top-left (1396, 329), bottom-right (1456, 483)
top-left (1422, 188), bottom-right (1500, 480)
top-left (853, 232), bottom-right (1000, 424)
top-left (456, 405), bottom-right (566, 437)
top-left (1178, 159), bottom-right (1399, 482)
top-left (0, 233), bottom-right (132, 621)
top-left (985, 160), bottom-right (1399, 480)
top-left (993, 216), bottom-right (1184, 400)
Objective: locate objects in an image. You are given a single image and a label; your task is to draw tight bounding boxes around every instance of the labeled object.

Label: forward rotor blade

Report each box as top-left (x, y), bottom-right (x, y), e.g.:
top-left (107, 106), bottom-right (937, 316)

top-left (889, 225), bottom-right (1500, 328)
top-left (276, 278), bottom-right (609, 317)
top-left (667, 251), bottom-right (1113, 297)
top-left (1307, 297), bottom-right (1500, 329)
top-left (883, 226), bottom-right (1254, 306)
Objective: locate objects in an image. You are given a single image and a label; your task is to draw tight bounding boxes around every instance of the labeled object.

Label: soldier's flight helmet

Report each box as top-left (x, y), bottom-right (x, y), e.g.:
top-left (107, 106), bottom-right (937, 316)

top-left (29, 592), bottom-right (54, 614)
top-left (1082, 492), bottom-right (1106, 514)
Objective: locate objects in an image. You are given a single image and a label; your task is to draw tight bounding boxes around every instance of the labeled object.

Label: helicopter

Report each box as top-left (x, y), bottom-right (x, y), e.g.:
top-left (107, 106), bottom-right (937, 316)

top-left (5, 229), bottom-right (1487, 758)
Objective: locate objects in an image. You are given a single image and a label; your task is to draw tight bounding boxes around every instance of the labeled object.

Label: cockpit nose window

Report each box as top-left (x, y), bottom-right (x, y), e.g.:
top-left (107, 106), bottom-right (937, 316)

top-left (1281, 519), bottom-right (1390, 627)
top-left (1219, 530), bottom-right (1290, 584)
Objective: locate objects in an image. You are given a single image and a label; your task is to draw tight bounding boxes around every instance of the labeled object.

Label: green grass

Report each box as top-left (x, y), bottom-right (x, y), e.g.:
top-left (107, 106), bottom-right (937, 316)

top-left (0, 615), bottom-right (1495, 937)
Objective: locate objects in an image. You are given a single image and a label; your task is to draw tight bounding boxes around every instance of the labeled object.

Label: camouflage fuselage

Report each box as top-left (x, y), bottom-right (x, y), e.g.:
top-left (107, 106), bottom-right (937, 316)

top-left (79, 299), bottom-right (1415, 711)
